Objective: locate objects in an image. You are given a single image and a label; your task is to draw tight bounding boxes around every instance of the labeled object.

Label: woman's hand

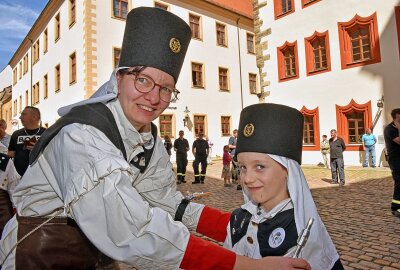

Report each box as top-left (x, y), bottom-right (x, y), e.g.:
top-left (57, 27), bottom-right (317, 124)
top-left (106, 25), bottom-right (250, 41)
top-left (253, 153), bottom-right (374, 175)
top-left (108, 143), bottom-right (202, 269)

top-left (234, 255), bottom-right (311, 270)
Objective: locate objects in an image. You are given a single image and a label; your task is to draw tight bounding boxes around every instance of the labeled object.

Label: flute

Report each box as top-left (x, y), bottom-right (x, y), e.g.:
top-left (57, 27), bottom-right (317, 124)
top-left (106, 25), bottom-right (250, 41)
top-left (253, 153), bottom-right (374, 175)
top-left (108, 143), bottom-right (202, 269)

top-left (293, 217), bottom-right (314, 258)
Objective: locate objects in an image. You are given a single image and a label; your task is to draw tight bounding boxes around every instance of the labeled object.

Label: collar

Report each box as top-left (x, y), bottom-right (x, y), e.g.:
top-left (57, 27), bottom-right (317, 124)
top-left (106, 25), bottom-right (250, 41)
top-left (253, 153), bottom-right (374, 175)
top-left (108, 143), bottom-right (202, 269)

top-left (241, 198), bottom-right (293, 223)
top-left (106, 99), bottom-right (154, 162)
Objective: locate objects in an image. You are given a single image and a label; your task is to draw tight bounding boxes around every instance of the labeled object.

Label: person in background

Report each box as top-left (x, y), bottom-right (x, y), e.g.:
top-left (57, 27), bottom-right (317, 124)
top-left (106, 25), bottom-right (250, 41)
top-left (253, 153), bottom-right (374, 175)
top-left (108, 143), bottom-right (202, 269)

top-left (384, 108), bottom-right (400, 219)
top-left (224, 103), bottom-right (344, 270)
top-left (7, 106), bottom-right (46, 176)
top-left (222, 145), bottom-right (232, 187)
top-left (163, 134), bottom-right (173, 159)
top-left (0, 7), bottom-right (311, 270)
top-left (320, 135), bottom-right (330, 169)
top-left (192, 133), bottom-right (209, 184)
top-left (362, 128), bottom-right (377, 168)
top-left (329, 129), bottom-right (346, 186)
top-left (174, 130), bottom-right (189, 184)
top-left (0, 119), bottom-right (11, 154)
top-left (206, 136), bottom-right (214, 165)
top-left (229, 129), bottom-right (241, 190)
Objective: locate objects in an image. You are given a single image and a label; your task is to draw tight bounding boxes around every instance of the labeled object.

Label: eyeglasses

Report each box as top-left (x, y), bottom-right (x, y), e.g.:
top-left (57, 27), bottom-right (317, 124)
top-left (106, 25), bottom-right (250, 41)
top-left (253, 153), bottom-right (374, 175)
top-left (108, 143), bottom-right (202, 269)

top-left (122, 70), bottom-right (180, 103)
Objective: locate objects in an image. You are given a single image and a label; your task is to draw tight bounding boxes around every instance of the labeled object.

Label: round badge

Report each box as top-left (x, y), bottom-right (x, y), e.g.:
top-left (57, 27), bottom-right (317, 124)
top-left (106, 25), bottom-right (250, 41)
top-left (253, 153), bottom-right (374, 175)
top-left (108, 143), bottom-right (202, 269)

top-left (268, 227), bottom-right (285, 248)
top-left (169, 38), bottom-right (181, 53)
top-left (243, 123), bottom-right (254, 137)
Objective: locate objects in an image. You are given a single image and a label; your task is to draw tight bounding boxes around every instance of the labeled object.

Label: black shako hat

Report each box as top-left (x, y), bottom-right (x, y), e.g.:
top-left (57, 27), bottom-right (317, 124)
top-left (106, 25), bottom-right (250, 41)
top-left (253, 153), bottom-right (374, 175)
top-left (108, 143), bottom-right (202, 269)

top-left (235, 103), bottom-right (304, 164)
top-left (119, 7), bottom-right (191, 83)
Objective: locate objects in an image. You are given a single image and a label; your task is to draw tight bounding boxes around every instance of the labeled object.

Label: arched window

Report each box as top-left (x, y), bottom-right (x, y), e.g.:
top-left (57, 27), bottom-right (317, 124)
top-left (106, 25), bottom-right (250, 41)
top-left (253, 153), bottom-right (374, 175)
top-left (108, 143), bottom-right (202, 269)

top-left (336, 100), bottom-right (372, 151)
top-left (300, 106), bottom-right (320, 151)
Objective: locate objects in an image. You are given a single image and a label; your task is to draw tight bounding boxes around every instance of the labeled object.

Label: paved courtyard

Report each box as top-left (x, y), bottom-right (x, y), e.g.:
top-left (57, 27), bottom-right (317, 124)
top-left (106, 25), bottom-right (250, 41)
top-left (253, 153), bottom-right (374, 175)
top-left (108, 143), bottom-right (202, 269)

top-left (120, 160), bottom-right (400, 270)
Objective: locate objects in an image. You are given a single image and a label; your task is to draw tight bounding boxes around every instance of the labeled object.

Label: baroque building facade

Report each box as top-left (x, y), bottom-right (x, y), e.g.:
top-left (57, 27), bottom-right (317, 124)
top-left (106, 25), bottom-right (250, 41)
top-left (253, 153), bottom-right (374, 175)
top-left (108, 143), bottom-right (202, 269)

top-left (5, 0), bottom-right (258, 161)
top-left (253, 0), bottom-right (400, 165)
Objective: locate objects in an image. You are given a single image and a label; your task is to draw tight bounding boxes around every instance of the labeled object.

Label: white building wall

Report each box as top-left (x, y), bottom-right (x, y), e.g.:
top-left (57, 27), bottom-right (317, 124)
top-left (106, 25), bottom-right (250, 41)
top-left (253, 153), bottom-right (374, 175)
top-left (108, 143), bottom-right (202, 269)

top-left (259, 0), bottom-right (400, 166)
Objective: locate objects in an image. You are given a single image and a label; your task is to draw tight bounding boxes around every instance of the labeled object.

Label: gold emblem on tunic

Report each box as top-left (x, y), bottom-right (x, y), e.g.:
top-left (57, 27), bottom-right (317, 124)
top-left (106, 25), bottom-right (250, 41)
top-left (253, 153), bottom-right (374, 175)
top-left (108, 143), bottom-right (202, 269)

top-left (169, 38), bottom-right (181, 53)
top-left (243, 123), bottom-right (254, 137)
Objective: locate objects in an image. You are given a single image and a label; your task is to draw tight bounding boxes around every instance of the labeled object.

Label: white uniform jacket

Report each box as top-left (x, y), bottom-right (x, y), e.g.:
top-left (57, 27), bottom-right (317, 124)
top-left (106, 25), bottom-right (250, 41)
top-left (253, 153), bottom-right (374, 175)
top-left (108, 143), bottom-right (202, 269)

top-left (0, 99), bottom-right (204, 269)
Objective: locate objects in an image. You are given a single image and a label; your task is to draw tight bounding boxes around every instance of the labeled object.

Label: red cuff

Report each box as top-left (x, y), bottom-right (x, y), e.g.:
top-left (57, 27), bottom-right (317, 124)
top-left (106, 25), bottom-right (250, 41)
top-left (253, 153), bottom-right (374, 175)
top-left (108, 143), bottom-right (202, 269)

top-left (180, 234), bottom-right (236, 270)
top-left (196, 206), bottom-right (231, 242)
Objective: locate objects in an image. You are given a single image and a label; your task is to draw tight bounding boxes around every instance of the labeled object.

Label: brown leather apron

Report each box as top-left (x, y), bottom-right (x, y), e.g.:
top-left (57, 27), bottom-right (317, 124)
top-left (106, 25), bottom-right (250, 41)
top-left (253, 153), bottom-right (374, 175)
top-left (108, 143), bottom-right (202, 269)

top-left (0, 189), bottom-right (13, 235)
top-left (15, 215), bottom-right (119, 270)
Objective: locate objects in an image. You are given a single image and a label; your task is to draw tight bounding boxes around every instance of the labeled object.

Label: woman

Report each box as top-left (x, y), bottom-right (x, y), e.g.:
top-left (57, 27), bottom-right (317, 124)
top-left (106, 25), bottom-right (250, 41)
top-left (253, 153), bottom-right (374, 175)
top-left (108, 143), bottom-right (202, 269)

top-left (0, 7), bottom-right (310, 270)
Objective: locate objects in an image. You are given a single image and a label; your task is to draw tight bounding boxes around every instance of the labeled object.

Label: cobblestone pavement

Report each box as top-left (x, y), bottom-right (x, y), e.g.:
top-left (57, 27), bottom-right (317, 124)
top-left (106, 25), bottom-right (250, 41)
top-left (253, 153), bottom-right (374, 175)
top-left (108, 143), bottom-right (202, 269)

top-left (120, 160), bottom-right (400, 270)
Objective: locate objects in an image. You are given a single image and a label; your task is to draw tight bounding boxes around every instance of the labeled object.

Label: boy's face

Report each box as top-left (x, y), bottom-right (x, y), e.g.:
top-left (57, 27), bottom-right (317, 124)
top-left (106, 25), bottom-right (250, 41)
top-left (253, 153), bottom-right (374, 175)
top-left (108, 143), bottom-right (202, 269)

top-left (237, 152), bottom-right (289, 211)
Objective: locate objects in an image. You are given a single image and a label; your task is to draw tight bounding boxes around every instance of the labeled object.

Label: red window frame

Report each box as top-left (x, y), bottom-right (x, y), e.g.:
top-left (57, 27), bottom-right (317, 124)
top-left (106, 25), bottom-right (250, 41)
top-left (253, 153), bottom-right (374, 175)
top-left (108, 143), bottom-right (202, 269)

top-left (338, 13), bottom-right (381, 69)
top-left (277, 41), bottom-right (299, 82)
top-left (300, 106), bottom-right (320, 151)
top-left (301, 0), bottom-right (321, 8)
top-left (335, 99), bottom-right (372, 151)
top-left (304, 31), bottom-right (331, 76)
top-left (273, 0), bottom-right (295, 20)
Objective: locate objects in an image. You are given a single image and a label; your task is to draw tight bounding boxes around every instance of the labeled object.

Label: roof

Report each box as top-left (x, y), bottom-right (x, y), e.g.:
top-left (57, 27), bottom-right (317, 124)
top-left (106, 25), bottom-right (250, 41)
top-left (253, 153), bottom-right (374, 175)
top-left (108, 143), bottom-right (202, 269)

top-left (204, 0), bottom-right (253, 18)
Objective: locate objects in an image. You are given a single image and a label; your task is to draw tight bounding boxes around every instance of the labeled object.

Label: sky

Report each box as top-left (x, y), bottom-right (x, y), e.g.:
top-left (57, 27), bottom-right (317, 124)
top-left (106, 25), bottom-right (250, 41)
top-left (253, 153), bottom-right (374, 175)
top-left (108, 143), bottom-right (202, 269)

top-left (0, 0), bottom-right (48, 71)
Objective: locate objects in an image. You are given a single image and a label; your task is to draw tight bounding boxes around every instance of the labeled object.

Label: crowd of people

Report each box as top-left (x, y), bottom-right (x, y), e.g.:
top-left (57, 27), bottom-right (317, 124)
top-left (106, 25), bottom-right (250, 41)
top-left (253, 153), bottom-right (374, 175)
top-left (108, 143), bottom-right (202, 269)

top-left (0, 6), bottom-right (398, 270)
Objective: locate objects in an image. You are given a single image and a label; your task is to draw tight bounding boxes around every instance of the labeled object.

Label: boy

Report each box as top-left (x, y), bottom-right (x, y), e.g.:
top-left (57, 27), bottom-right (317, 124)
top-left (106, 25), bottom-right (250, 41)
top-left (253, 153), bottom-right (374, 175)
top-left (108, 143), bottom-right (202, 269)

top-left (224, 103), bottom-right (344, 270)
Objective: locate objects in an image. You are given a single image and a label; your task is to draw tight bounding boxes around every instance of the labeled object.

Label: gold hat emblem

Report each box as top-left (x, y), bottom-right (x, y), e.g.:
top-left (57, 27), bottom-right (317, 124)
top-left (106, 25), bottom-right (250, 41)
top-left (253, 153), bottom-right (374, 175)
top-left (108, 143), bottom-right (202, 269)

top-left (243, 123), bottom-right (254, 137)
top-left (169, 38), bottom-right (181, 53)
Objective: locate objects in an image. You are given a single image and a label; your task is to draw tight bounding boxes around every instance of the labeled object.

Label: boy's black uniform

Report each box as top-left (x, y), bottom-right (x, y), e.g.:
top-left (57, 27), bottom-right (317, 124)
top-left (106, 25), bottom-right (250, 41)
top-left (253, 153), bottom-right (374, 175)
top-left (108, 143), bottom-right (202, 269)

top-left (173, 137), bottom-right (189, 184)
top-left (192, 137), bottom-right (209, 184)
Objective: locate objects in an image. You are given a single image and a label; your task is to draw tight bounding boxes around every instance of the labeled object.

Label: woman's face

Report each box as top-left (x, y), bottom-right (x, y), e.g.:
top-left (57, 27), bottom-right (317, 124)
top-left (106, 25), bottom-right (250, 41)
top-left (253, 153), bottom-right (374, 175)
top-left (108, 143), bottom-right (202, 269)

top-left (117, 67), bottom-right (174, 131)
top-left (237, 152), bottom-right (289, 211)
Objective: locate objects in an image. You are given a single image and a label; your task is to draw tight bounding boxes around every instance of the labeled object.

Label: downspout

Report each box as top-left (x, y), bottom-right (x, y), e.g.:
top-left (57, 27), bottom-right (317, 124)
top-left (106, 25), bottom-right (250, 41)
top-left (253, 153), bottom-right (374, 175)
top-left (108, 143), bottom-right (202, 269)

top-left (236, 18), bottom-right (244, 110)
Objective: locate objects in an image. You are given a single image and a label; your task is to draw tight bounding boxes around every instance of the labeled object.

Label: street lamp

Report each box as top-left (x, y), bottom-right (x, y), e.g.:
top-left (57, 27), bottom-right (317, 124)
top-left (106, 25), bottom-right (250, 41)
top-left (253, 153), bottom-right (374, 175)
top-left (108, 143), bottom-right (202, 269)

top-left (183, 106), bottom-right (190, 127)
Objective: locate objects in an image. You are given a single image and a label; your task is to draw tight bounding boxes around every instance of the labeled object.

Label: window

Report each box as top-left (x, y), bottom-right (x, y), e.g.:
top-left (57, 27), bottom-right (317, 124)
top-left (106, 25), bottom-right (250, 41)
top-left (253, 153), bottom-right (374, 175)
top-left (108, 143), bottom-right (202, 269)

top-left (189, 14), bottom-right (201, 40)
top-left (43, 29), bottom-right (48, 53)
top-left (336, 99), bottom-right (372, 151)
top-left (221, 116), bottom-right (231, 136)
top-left (154, 1), bottom-right (168, 10)
top-left (69, 0), bottom-right (76, 27)
top-left (218, 67), bottom-right (229, 91)
top-left (159, 114), bottom-right (173, 137)
top-left (19, 62), bottom-right (22, 79)
top-left (13, 68), bottom-right (17, 85)
top-left (305, 31), bottom-right (331, 76)
top-left (193, 115), bottom-right (206, 136)
top-left (69, 52), bottom-right (76, 84)
top-left (300, 106), bottom-right (320, 151)
top-left (55, 13), bottom-right (60, 41)
top-left (216, 22), bottom-right (227, 47)
top-left (55, 64), bottom-right (61, 92)
top-left (303, 116), bottom-right (314, 144)
top-left (396, 7), bottom-right (400, 59)
top-left (273, 0), bottom-right (295, 19)
top-left (277, 41), bottom-right (299, 82)
top-left (347, 112), bottom-right (364, 144)
top-left (43, 74), bottom-right (48, 99)
top-left (33, 40), bottom-right (40, 64)
top-left (191, 62), bottom-right (204, 88)
top-left (23, 54), bottom-right (28, 74)
top-left (301, 0), bottom-right (321, 8)
top-left (247, 33), bottom-right (255, 54)
top-left (113, 47), bottom-right (121, 68)
top-left (249, 73), bottom-right (257, 94)
top-left (32, 82), bottom-right (40, 105)
top-left (113, 0), bottom-right (128, 19)
top-left (13, 100), bottom-right (17, 116)
top-left (25, 90), bottom-right (28, 107)
top-left (338, 13), bottom-right (381, 69)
